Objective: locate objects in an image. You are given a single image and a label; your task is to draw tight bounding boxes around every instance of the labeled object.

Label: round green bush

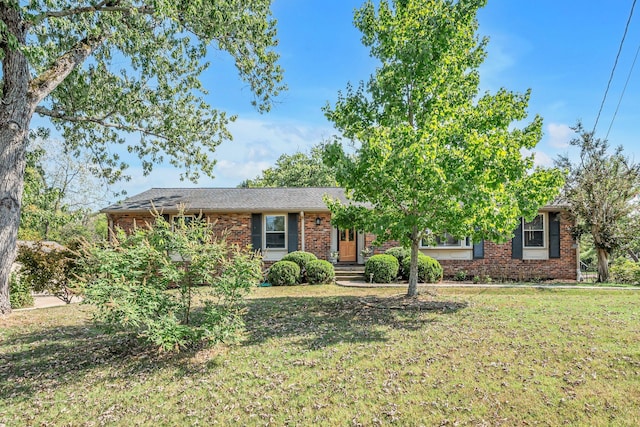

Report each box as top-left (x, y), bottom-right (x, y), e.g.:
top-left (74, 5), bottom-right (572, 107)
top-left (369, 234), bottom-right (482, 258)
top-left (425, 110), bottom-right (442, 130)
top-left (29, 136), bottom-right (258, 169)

top-left (365, 254), bottom-right (399, 283)
top-left (306, 260), bottom-right (335, 285)
top-left (401, 253), bottom-right (443, 283)
top-left (610, 258), bottom-right (640, 284)
top-left (385, 246), bottom-right (409, 266)
top-left (281, 251), bottom-right (318, 282)
top-left (267, 261), bottom-right (300, 286)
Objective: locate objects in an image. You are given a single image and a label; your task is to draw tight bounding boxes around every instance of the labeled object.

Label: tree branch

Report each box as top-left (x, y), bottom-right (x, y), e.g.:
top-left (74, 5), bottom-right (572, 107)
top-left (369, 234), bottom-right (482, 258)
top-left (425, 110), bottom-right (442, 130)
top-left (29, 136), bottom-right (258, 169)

top-left (28, 33), bottom-right (108, 105)
top-left (33, 2), bottom-right (155, 23)
top-left (34, 106), bottom-right (170, 142)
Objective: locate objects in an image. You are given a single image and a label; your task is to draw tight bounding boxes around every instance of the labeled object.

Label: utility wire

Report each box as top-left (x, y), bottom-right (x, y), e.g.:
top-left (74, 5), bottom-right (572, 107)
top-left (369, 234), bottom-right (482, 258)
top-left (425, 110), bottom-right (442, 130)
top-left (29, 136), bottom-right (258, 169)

top-left (605, 42), bottom-right (640, 140)
top-left (592, 0), bottom-right (637, 135)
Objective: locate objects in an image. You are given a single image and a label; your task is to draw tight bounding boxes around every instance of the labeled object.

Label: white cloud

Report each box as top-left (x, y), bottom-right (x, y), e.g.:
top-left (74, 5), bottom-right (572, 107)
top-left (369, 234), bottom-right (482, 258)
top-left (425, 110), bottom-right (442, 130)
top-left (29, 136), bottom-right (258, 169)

top-left (107, 116), bottom-right (335, 203)
top-left (214, 159), bottom-right (273, 180)
top-left (521, 148), bottom-right (554, 168)
top-left (546, 123), bottom-right (573, 149)
top-left (533, 150), bottom-right (554, 167)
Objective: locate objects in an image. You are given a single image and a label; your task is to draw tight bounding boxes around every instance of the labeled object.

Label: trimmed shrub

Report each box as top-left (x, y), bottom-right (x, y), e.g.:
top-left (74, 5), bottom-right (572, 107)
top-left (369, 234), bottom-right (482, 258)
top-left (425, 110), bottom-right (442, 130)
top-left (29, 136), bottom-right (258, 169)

top-left (385, 247), bottom-right (409, 273)
top-left (281, 251), bottom-right (317, 282)
top-left (306, 260), bottom-right (335, 285)
top-left (401, 253), bottom-right (443, 283)
top-left (365, 254), bottom-right (399, 283)
top-left (267, 260), bottom-right (301, 286)
top-left (9, 273), bottom-right (34, 309)
top-left (610, 258), bottom-right (640, 284)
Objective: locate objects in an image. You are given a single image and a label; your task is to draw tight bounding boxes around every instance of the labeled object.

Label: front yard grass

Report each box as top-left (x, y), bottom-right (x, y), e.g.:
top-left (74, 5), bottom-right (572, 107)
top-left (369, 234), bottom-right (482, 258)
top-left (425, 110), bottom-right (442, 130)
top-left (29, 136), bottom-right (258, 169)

top-left (2, 285), bottom-right (639, 426)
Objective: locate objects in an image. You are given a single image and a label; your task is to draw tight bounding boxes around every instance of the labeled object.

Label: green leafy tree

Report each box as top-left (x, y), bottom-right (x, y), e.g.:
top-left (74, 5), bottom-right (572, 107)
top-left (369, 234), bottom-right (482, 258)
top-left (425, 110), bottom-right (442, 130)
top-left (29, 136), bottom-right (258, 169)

top-left (0, 1), bottom-right (283, 314)
top-left (240, 145), bottom-right (337, 187)
top-left (17, 241), bottom-right (81, 304)
top-left (555, 123), bottom-right (640, 282)
top-left (80, 214), bottom-right (263, 352)
top-left (323, 0), bottom-right (564, 296)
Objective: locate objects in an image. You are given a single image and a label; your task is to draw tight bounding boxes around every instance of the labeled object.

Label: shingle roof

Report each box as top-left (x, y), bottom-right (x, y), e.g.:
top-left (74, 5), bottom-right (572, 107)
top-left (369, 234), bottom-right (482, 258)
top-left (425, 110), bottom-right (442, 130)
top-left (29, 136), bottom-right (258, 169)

top-left (101, 187), bottom-right (349, 214)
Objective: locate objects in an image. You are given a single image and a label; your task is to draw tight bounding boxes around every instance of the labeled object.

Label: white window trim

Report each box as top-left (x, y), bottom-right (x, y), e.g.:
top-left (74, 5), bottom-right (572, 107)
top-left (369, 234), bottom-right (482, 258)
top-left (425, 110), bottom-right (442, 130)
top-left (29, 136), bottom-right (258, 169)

top-left (420, 234), bottom-right (472, 250)
top-left (263, 213), bottom-right (287, 251)
top-left (523, 213), bottom-right (547, 249)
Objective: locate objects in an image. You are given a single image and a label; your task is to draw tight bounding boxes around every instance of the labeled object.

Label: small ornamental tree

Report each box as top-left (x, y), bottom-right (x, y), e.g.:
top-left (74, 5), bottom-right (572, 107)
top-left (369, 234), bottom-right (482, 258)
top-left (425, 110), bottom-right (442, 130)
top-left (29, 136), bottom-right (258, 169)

top-left (17, 241), bottom-right (81, 304)
top-left (79, 214), bottom-right (262, 352)
top-left (555, 123), bottom-right (640, 282)
top-left (323, 0), bottom-right (563, 296)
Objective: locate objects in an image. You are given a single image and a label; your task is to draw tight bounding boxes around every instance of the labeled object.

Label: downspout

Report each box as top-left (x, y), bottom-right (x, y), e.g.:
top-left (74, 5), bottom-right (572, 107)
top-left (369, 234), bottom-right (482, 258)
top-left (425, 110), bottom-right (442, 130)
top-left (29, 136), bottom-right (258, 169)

top-left (300, 211), bottom-right (305, 252)
top-left (576, 236), bottom-right (582, 282)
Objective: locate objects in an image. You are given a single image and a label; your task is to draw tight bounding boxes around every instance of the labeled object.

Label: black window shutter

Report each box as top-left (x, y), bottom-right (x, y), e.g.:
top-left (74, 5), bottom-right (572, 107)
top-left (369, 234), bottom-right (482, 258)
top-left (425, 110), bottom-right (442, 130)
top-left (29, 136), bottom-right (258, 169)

top-left (251, 213), bottom-right (262, 252)
top-left (287, 213), bottom-right (299, 253)
top-left (549, 212), bottom-right (561, 258)
top-left (512, 219), bottom-right (523, 259)
top-left (473, 240), bottom-right (484, 259)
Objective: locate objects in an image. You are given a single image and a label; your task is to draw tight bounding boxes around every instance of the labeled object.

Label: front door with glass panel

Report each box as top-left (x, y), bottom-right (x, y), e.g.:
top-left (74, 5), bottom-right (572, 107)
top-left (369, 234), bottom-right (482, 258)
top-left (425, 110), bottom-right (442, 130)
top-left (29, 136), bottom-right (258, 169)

top-left (339, 228), bottom-right (357, 262)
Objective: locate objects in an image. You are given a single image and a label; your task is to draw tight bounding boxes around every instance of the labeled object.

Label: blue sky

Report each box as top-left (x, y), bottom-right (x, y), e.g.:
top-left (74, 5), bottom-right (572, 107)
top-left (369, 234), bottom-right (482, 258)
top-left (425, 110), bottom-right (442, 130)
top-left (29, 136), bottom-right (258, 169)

top-left (112, 0), bottom-right (640, 199)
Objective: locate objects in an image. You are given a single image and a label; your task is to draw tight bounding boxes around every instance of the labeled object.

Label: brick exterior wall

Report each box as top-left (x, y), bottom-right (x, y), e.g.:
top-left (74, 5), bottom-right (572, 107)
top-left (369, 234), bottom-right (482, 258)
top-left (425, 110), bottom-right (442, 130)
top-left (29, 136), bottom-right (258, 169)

top-left (437, 214), bottom-right (577, 281)
top-left (302, 212), bottom-right (333, 259)
top-left (108, 209), bottom-right (578, 281)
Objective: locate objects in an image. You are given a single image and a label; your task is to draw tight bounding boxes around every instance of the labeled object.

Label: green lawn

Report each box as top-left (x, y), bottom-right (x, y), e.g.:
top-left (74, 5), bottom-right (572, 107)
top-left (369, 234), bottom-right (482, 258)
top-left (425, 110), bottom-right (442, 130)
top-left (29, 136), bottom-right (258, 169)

top-left (2, 285), bottom-right (639, 426)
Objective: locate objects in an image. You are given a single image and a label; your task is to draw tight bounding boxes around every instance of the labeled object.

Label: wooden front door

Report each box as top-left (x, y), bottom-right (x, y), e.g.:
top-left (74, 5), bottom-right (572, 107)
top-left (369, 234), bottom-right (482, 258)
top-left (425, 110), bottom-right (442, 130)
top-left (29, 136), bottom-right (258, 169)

top-left (339, 228), bottom-right (357, 262)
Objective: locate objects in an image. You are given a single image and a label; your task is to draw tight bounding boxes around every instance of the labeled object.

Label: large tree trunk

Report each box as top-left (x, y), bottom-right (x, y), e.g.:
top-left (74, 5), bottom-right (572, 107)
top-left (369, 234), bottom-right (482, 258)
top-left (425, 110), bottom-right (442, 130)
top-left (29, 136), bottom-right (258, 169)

top-left (596, 247), bottom-right (610, 283)
top-left (0, 4), bottom-right (31, 315)
top-left (407, 226), bottom-right (419, 297)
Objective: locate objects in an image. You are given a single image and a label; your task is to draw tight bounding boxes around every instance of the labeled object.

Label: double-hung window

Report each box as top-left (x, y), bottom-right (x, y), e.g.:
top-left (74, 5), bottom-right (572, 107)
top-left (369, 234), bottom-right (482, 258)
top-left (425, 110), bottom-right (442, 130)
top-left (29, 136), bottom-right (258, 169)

top-left (265, 215), bottom-right (286, 249)
top-left (523, 214), bottom-right (545, 248)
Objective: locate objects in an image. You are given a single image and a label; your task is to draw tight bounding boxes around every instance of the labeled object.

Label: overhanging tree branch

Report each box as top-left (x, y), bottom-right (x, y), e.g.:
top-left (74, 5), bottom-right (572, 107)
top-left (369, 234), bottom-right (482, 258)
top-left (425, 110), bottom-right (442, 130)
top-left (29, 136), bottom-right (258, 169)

top-left (34, 106), bottom-right (171, 142)
top-left (28, 33), bottom-right (108, 105)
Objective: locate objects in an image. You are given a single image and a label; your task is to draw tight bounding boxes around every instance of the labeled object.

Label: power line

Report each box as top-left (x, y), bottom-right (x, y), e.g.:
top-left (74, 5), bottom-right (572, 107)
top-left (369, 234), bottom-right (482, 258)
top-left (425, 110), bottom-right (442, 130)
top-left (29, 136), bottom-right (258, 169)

top-left (592, 0), bottom-right (637, 135)
top-left (605, 42), bottom-right (640, 140)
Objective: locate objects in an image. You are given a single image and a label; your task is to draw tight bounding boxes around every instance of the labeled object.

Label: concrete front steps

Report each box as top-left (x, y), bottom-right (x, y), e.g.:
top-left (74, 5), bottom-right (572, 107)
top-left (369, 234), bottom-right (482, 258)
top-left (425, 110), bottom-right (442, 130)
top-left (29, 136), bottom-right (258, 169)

top-left (334, 264), bottom-right (365, 282)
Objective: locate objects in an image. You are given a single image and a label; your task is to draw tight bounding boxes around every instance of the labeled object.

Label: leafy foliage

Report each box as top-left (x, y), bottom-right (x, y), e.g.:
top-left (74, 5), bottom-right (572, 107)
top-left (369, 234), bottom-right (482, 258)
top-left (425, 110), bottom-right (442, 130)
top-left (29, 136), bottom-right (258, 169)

top-left (305, 260), bottom-right (335, 285)
top-left (385, 246), bottom-right (410, 267)
top-left (79, 215), bottom-right (262, 352)
top-left (16, 241), bottom-right (81, 304)
top-left (609, 258), bottom-right (640, 285)
top-left (281, 251), bottom-right (317, 282)
top-left (401, 253), bottom-right (443, 283)
top-left (0, 0), bottom-right (284, 314)
top-left (267, 261), bottom-right (300, 286)
top-left (322, 0), bottom-right (563, 296)
top-left (555, 123), bottom-right (640, 282)
top-left (9, 273), bottom-right (33, 309)
top-left (241, 145), bottom-right (337, 188)
top-left (364, 254), bottom-right (399, 283)
top-left (20, 136), bottom-right (109, 244)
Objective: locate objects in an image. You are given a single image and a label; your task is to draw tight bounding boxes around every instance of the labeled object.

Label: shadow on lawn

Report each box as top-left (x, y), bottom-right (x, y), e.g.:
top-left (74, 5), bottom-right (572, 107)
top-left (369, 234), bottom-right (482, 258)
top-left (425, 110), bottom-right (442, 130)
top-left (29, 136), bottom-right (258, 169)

top-left (0, 294), bottom-right (466, 402)
top-left (243, 295), bottom-right (467, 349)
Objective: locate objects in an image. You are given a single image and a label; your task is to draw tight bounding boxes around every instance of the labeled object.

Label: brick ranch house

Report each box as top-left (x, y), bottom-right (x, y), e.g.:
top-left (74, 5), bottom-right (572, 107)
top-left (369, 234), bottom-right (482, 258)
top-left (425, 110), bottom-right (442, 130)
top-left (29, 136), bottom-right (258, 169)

top-left (102, 187), bottom-right (579, 281)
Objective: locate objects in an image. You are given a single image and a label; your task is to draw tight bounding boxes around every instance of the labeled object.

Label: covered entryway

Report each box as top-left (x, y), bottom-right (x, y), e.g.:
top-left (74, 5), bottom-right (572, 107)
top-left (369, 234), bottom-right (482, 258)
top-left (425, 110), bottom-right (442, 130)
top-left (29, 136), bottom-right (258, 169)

top-left (339, 228), bottom-right (357, 262)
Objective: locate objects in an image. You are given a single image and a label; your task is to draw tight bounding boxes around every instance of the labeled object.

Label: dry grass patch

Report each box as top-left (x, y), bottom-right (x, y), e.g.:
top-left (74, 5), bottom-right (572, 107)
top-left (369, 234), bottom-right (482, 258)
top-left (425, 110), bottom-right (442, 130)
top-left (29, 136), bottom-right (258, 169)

top-left (1, 285), bottom-right (639, 426)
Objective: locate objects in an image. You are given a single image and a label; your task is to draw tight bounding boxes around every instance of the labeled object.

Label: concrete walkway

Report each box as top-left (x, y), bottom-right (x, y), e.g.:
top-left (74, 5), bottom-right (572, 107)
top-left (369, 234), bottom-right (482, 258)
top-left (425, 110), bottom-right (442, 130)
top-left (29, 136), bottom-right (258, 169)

top-left (13, 295), bottom-right (82, 311)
